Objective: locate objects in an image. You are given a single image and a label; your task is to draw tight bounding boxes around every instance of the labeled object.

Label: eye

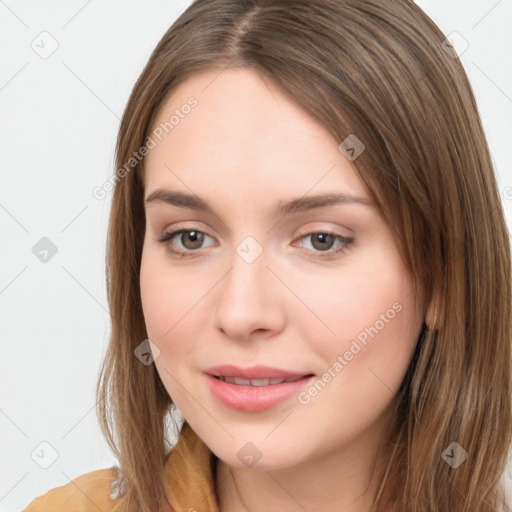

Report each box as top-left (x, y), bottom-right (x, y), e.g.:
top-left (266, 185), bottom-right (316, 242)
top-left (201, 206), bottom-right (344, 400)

top-left (294, 231), bottom-right (354, 259)
top-left (156, 228), bottom-right (215, 257)
top-left (155, 228), bottom-right (354, 260)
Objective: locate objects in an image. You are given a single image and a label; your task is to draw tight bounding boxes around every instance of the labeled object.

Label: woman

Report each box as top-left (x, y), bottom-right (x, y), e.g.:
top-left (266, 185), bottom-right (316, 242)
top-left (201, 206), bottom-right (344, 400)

top-left (24, 0), bottom-right (512, 511)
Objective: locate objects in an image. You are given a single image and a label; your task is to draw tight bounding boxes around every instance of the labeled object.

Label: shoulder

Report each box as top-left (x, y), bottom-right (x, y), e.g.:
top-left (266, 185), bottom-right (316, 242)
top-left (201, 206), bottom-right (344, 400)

top-left (22, 467), bottom-right (120, 512)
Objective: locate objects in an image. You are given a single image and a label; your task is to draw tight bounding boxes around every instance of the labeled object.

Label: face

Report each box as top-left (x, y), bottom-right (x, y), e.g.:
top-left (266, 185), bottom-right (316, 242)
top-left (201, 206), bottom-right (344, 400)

top-left (140, 67), bottom-right (425, 471)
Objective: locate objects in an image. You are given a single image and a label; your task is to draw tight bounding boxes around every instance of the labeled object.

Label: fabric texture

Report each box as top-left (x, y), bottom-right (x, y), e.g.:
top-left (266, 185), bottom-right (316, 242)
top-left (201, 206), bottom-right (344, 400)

top-left (22, 421), bottom-right (219, 512)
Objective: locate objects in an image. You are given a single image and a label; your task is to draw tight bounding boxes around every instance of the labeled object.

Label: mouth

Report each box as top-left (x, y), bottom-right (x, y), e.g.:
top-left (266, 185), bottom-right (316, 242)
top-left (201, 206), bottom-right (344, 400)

top-left (211, 375), bottom-right (313, 386)
top-left (204, 368), bottom-right (316, 412)
top-left (204, 364), bottom-right (314, 382)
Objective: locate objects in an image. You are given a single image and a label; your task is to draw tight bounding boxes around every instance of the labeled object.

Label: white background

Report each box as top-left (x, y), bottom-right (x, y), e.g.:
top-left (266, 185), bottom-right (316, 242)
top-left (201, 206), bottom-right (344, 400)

top-left (0, 1), bottom-right (511, 510)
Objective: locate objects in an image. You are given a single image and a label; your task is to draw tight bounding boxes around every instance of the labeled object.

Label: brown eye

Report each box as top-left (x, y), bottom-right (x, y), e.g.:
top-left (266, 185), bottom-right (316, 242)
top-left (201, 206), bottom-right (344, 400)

top-left (309, 233), bottom-right (336, 251)
top-left (296, 231), bottom-right (355, 260)
top-left (156, 229), bottom-right (214, 257)
top-left (178, 230), bottom-right (204, 250)
top-left (156, 228), bottom-right (354, 260)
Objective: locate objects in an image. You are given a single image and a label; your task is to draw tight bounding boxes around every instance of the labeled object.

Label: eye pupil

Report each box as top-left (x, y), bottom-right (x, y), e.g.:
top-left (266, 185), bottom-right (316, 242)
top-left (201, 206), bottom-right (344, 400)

top-left (182, 230), bottom-right (204, 250)
top-left (311, 233), bottom-right (334, 251)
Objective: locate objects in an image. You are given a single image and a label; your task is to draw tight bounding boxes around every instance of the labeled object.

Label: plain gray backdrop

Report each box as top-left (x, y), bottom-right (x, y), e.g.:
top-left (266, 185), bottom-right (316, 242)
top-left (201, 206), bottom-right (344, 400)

top-left (1, 1), bottom-right (511, 511)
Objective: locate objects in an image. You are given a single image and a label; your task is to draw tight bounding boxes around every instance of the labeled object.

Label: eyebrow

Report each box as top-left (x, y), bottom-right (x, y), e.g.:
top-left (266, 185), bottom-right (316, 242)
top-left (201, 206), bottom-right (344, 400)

top-left (144, 188), bottom-right (372, 216)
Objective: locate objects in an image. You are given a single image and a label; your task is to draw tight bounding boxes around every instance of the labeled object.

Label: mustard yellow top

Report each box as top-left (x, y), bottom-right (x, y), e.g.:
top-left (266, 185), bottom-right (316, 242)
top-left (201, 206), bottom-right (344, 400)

top-left (22, 422), bottom-right (219, 512)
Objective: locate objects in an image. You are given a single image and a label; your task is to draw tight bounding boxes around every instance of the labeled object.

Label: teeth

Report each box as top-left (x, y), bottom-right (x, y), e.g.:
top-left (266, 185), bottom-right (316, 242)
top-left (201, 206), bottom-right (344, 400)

top-left (218, 375), bottom-right (304, 386)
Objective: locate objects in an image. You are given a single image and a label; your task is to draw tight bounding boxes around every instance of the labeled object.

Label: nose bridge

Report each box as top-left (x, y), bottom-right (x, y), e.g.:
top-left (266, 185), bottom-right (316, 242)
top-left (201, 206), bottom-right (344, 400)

top-left (223, 235), bottom-right (269, 308)
top-left (213, 234), bottom-right (281, 338)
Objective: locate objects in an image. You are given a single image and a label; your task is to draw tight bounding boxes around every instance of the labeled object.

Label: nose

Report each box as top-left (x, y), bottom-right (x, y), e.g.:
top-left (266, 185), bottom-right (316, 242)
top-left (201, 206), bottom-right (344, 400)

top-left (212, 244), bottom-right (285, 342)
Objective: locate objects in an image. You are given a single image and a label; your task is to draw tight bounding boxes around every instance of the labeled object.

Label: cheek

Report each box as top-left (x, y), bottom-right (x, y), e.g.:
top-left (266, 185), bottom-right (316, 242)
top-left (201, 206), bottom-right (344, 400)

top-left (140, 261), bottom-right (171, 341)
top-left (298, 247), bottom-right (419, 382)
top-left (140, 247), bottom-right (202, 341)
top-left (306, 266), bottom-right (420, 417)
top-left (293, 248), bottom-right (415, 345)
top-left (139, 255), bottom-right (200, 404)
top-left (139, 250), bottom-right (216, 399)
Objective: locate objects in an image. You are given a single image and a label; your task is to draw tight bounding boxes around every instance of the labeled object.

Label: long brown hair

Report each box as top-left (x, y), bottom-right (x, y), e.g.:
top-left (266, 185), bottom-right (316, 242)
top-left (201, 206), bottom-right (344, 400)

top-left (96, 1), bottom-right (512, 510)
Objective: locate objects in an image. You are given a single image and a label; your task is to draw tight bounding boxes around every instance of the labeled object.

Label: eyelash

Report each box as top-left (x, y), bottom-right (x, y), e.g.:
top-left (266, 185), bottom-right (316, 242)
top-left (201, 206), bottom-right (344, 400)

top-left (155, 227), bottom-right (354, 260)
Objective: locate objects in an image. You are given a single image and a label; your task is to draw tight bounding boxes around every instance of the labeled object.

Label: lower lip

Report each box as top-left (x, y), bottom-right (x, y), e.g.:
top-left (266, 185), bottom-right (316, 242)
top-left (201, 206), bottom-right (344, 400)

top-left (205, 374), bottom-right (315, 412)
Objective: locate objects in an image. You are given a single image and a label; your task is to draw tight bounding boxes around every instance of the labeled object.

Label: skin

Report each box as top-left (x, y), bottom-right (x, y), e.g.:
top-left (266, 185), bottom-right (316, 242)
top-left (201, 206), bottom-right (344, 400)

top-left (140, 67), bottom-right (435, 512)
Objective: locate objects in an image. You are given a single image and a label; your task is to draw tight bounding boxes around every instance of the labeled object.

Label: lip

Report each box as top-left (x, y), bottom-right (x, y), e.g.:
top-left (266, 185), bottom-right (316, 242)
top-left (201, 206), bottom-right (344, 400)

top-left (204, 364), bottom-right (310, 380)
top-left (204, 368), bottom-right (315, 413)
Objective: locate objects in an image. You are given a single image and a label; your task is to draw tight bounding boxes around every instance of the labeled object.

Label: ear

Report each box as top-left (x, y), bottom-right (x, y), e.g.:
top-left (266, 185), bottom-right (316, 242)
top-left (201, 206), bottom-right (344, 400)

top-left (425, 290), bottom-right (443, 329)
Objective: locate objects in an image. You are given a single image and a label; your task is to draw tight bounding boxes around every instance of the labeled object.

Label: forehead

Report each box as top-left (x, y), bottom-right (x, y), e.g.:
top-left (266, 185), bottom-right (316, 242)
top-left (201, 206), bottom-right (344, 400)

top-left (144, 68), bottom-right (368, 206)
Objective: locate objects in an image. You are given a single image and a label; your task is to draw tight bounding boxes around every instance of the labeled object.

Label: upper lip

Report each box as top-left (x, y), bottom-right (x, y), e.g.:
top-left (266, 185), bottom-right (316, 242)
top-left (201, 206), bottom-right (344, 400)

top-left (204, 364), bottom-right (313, 380)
